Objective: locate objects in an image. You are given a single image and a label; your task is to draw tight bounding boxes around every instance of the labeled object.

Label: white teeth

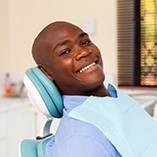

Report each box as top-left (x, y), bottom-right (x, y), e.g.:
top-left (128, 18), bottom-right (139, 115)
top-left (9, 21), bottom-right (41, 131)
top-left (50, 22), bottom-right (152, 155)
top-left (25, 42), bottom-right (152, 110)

top-left (79, 62), bottom-right (96, 73)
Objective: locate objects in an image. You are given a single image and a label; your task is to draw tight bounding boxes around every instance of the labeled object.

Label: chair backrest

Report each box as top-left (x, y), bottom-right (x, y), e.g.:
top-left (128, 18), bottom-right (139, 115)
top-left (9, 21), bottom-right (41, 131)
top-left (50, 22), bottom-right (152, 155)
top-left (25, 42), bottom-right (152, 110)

top-left (20, 67), bottom-right (63, 157)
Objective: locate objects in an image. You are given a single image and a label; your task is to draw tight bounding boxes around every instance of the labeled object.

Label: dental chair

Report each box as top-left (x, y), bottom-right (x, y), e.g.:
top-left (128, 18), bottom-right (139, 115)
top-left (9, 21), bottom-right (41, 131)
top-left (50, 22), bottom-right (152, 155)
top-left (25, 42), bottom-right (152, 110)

top-left (19, 67), bottom-right (63, 157)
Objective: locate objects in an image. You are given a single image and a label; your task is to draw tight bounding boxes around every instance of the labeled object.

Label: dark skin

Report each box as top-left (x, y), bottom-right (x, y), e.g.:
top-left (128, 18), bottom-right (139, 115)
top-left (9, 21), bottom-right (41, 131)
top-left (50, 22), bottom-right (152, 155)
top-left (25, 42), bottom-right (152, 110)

top-left (32, 21), bottom-right (110, 97)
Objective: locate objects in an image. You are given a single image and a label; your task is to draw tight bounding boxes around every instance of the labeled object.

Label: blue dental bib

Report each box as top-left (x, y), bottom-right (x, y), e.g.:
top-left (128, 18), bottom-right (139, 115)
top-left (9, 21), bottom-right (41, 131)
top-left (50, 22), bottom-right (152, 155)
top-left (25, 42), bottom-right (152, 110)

top-left (69, 84), bottom-right (157, 157)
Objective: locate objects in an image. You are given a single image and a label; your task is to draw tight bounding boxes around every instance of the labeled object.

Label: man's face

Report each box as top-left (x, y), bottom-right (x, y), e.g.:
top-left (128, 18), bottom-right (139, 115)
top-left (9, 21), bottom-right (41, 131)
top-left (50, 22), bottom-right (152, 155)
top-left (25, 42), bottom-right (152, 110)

top-left (44, 23), bottom-right (105, 95)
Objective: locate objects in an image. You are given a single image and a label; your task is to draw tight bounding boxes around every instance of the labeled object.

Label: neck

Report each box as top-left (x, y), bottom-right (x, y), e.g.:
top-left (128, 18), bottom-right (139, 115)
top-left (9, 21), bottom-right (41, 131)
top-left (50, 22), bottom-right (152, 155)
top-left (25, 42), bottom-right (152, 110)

top-left (77, 84), bottom-right (110, 97)
top-left (60, 83), bottom-right (110, 97)
top-left (89, 84), bottom-right (110, 97)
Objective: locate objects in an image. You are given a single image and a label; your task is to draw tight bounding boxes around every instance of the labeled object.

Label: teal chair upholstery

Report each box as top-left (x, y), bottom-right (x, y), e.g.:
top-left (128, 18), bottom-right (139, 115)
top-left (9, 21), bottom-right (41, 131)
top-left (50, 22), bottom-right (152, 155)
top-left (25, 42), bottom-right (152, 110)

top-left (20, 135), bottom-right (53, 157)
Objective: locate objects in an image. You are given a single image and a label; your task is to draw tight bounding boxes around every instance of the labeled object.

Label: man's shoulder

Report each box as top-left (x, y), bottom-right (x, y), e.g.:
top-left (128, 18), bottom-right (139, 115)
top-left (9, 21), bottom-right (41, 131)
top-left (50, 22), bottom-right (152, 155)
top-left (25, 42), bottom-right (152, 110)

top-left (54, 113), bottom-right (107, 144)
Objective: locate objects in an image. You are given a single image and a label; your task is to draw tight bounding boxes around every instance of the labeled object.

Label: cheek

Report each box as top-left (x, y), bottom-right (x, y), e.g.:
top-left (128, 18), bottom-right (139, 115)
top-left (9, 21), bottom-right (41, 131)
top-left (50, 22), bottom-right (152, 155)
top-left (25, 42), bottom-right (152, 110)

top-left (51, 60), bottom-right (73, 81)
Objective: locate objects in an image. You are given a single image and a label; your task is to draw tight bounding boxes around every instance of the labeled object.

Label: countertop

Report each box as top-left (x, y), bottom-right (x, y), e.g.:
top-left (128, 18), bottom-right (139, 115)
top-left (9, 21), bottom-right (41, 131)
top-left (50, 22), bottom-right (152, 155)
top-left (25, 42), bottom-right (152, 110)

top-left (0, 95), bottom-right (31, 113)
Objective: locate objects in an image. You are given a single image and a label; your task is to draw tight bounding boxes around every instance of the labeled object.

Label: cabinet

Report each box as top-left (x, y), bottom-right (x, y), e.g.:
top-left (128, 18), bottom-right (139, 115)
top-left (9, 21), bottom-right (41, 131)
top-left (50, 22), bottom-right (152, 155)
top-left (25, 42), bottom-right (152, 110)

top-left (7, 104), bottom-right (33, 157)
top-left (0, 97), bottom-right (60, 157)
top-left (0, 98), bottom-right (33, 157)
top-left (0, 112), bottom-right (7, 156)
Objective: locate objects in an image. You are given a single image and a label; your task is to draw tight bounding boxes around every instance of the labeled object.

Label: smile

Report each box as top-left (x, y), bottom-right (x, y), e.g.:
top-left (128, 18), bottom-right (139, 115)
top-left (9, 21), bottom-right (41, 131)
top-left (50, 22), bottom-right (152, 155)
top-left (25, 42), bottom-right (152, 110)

top-left (78, 62), bottom-right (96, 73)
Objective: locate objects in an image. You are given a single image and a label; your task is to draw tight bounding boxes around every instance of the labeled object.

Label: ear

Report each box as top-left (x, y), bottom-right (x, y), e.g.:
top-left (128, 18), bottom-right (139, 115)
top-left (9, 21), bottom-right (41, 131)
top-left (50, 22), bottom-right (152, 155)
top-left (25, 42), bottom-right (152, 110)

top-left (38, 65), bottom-right (54, 81)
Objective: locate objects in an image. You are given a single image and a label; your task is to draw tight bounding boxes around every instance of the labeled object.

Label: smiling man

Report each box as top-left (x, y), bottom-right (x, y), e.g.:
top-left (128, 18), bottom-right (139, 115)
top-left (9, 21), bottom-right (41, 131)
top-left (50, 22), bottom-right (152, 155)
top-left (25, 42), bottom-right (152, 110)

top-left (32, 21), bottom-right (121, 157)
top-left (31, 21), bottom-right (157, 157)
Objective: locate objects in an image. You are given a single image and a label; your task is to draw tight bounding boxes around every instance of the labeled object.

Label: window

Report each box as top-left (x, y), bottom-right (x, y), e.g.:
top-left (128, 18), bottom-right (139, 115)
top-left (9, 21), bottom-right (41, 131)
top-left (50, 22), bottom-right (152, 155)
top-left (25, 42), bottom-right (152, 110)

top-left (117, 0), bottom-right (157, 87)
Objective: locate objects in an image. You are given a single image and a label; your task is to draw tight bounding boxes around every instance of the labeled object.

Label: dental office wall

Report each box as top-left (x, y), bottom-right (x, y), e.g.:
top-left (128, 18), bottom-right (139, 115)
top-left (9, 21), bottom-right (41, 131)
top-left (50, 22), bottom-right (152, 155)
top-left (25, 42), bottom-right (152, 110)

top-left (0, 0), bottom-right (117, 85)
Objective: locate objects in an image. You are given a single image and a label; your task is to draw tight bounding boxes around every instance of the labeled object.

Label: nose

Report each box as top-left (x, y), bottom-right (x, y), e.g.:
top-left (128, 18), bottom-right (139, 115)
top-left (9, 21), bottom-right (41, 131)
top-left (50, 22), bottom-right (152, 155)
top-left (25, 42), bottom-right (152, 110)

top-left (75, 47), bottom-right (91, 61)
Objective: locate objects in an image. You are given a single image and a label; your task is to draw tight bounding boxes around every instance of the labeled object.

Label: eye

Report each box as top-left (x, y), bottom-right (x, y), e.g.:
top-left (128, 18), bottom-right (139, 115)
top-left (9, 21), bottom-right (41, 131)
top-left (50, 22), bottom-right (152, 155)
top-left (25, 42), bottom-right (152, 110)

top-left (60, 49), bottom-right (72, 56)
top-left (82, 39), bottom-right (92, 46)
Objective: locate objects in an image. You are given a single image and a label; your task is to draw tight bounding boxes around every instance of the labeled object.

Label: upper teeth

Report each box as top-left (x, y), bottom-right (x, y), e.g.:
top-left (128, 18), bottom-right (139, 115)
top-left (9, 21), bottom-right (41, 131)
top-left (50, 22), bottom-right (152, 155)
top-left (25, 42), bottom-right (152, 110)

top-left (79, 62), bottom-right (96, 73)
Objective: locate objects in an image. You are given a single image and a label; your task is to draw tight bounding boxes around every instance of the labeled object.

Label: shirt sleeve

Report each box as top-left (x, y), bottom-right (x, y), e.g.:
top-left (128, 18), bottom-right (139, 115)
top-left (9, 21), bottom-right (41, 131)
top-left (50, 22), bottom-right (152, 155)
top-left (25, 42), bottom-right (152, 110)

top-left (55, 134), bottom-right (117, 157)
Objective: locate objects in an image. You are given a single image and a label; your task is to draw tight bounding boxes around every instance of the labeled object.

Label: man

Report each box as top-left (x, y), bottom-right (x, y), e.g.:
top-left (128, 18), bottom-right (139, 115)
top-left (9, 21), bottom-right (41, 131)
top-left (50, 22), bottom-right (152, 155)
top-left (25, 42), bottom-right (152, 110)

top-left (32, 21), bottom-right (157, 157)
top-left (32, 21), bottom-right (121, 156)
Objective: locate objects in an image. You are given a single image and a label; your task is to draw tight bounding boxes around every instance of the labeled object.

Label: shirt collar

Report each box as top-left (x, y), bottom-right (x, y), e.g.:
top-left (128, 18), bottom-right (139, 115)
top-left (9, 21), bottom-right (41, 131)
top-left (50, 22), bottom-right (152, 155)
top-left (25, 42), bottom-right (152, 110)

top-left (62, 86), bottom-right (117, 112)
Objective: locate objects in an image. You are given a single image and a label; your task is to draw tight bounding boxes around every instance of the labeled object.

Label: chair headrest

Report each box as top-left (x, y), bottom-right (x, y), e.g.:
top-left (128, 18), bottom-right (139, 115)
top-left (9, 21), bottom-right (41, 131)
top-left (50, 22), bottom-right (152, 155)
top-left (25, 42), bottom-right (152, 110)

top-left (23, 67), bottom-right (63, 118)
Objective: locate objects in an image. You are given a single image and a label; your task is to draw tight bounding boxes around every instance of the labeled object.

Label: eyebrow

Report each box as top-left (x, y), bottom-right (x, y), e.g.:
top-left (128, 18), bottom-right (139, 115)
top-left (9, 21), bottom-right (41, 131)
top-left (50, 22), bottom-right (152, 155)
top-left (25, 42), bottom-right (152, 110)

top-left (78, 32), bottom-right (88, 39)
top-left (53, 32), bottom-right (89, 51)
top-left (53, 40), bottom-right (71, 51)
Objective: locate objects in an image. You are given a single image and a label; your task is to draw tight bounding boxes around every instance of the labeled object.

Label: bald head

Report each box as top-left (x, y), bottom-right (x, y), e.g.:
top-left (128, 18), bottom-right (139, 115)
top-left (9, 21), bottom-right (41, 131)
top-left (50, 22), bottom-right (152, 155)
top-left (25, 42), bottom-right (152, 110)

top-left (32, 21), bottom-right (83, 68)
top-left (31, 21), bottom-right (106, 96)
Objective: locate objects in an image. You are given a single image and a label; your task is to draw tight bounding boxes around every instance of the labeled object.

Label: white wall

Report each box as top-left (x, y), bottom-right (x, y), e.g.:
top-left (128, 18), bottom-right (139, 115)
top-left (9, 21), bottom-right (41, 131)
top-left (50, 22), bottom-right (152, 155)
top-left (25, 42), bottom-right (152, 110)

top-left (0, 0), bottom-right (117, 84)
top-left (0, 0), bottom-right (6, 73)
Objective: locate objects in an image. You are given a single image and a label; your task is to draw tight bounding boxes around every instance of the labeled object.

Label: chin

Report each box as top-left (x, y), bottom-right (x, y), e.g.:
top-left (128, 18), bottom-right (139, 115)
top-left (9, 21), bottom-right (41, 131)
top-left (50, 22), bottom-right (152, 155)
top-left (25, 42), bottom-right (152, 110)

top-left (88, 75), bottom-right (105, 87)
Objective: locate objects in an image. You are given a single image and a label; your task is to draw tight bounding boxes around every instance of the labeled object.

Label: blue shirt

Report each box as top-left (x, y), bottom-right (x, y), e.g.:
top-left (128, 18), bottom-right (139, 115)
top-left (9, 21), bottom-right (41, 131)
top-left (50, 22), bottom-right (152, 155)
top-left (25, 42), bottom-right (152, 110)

top-left (45, 91), bottom-right (121, 157)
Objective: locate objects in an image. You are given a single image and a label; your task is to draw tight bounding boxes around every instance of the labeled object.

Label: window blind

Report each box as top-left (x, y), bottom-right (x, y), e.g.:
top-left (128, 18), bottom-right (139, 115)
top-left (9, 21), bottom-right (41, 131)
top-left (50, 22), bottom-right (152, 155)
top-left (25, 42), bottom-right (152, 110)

top-left (118, 0), bottom-right (157, 87)
top-left (117, 0), bottom-right (136, 86)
